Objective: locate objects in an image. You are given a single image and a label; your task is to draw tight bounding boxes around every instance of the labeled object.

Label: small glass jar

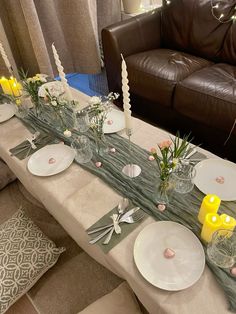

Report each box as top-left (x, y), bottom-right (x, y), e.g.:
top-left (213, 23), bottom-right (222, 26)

top-left (171, 163), bottom-right (196, 194)
top-left (71, 135), bottom-right (93, 164)
top-left (207, 230), bottom-right (236, 268)
top-left (75, 109), bottom-right (90, 133)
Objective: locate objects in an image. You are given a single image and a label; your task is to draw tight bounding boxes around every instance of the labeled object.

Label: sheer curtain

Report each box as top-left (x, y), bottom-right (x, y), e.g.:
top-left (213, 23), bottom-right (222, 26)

top-left (0, 0), bottom-right (121, 77)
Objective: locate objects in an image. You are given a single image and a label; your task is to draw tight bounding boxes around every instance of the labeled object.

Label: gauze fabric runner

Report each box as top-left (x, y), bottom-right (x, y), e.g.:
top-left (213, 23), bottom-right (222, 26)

top-left (16, 111), bottom-right (236, 312)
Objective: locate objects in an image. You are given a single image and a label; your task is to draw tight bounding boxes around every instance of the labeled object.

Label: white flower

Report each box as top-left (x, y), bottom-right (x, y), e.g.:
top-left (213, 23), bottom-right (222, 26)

top-left (89, 96), bottom-right (101, 105)
top-left (51, 100), bottom-right (57, 107)
top-left (35, 73), bottom-right (48, 82)
top-left (26, 78), bottom-right (33, 83)
top-left (63, 130), bottom-right (71, 138)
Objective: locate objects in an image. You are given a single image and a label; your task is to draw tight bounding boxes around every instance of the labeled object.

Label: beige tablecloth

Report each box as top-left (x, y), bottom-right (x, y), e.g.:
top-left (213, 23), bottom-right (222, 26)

top-left (0, 89), bottom-right (230, 314)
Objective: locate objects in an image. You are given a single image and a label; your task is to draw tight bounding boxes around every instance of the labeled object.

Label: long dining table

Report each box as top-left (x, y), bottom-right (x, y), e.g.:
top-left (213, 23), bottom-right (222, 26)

top-left (0, 88), bottom-right (232, 314)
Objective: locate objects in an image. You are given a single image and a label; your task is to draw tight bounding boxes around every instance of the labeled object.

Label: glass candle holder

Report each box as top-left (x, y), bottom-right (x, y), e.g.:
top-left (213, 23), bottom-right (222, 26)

top-left (71, 135), bottom-right (92, 164)
top-left (75, 110), bottom-right (89, 133)
top-left (171, 163), bottom-right (196, 194)
top-left (207, 229), bottom-right (236, 268)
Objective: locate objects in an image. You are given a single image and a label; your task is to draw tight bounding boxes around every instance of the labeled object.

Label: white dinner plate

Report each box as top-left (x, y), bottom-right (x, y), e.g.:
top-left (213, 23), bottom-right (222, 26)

top-left (134, 221), bottom-right (205, 291)
top-left (194, 158), bottom-right (236, 201)
top-left (38, 81), bottom-right (65, 98)
top-left (27, 144), bottom-right (76, 176)
top-left (0, 103), bottom-right (16, 123)
top-left (103, 109), bottom-right (125, 134)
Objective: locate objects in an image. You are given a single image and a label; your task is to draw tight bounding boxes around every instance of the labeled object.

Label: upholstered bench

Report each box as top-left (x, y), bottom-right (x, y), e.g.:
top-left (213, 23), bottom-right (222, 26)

top-left (78, 282), bottom-right (143, 314)
top-left (0, 159), bottom-right (16, 190)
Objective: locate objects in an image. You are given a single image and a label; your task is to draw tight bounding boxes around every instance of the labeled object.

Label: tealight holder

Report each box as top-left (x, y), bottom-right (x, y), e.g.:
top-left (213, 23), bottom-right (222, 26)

top-left (122, 128), bottom-right (141, 178)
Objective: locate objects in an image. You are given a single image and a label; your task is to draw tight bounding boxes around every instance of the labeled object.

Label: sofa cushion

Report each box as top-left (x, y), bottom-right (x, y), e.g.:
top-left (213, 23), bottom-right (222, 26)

top-left (0, 209), bottom-right (65, 314)
top-left (78, 282), bottom-right (142, 314)
top-left (162, 0), bottom-right (236, 65)
top-left (174, 63), bottom-right (236, 135)
top-left (126, 49), bottom-right (211, 107)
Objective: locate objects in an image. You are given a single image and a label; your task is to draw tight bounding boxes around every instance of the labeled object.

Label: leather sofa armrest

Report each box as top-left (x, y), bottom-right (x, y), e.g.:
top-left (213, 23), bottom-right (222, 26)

top-left (102, 8), bottom-right (162, 93)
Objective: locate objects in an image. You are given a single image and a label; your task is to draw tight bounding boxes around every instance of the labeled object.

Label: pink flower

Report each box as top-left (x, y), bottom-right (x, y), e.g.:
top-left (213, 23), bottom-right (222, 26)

top-left (158, 140), bottom-right (172, 150)
top-left (150, 147), bottom-right (157, 154)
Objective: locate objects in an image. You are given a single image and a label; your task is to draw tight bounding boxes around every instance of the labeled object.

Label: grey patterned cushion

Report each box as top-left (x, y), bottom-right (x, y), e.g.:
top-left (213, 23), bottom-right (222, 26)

top-left (0, 209), bottom-right (65, 314)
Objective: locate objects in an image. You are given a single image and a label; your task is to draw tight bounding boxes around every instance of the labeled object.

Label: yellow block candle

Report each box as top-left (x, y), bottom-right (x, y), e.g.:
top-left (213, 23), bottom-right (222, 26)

top-left (0, 76), bottom-right (12, 95)
top-left (201, 213), bottom-right (222, 243)
top-left (9, 77), bottom-right (22, 97)
top-left (220, 214), bottom-right (236, 232)
top-left (198, 194), bottom-right (221, 224)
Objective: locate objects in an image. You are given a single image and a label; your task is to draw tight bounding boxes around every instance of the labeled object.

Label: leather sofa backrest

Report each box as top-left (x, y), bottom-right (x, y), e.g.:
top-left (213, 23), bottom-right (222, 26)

top-left (161, 0), bottom-right (236, 65)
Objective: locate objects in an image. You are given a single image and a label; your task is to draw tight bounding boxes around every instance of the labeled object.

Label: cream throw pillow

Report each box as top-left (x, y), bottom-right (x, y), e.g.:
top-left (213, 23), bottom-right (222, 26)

top-left (0, 209), bottom-right (65, 314)
top-left (78, 282), bottom-right (142, 314)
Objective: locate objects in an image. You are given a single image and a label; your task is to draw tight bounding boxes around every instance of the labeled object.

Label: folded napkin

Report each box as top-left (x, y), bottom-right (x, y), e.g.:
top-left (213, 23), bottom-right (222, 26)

top-left (87, 204), bottom-right (147, 254)
top-left (9, 133), bottom-right (57, 160)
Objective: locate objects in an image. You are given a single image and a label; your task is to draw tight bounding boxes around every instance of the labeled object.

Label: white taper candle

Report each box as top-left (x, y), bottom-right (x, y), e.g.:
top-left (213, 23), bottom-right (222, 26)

top-left (121, 54), bottom-right (132, 132)
top-left (52, 43), bottom-right (73, 101)
top-left (0, 41), bottom-right (12, 73)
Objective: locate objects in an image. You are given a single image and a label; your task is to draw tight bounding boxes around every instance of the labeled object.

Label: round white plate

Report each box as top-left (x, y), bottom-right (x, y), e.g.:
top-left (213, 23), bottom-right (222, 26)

top-left (103, 109), bottom-right (125, 134)
top-left (27, 144), bottom-right (76, 176)
top-left (134, 221), bottom-right (205, 291)
top-left (38, 81), bottom-right (65, 98)
top-left (194, 158), bottom-right (236, 201)
top-left (0, 103), bottom-right (16, 123)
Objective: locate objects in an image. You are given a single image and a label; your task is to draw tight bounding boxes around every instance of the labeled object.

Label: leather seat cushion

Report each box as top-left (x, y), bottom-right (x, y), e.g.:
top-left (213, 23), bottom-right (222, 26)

top-left (174, 63), bottom-right (236, 134)
top-left (126, 49), bottom-right (211, 107)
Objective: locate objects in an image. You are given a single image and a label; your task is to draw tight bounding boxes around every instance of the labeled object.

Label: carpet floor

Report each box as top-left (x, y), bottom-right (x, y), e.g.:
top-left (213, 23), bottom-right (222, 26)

top-left (1, 180), bottom-right (122, 314)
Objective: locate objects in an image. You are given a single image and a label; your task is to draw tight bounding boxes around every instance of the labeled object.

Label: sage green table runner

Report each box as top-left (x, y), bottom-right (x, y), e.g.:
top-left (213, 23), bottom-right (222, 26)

top-left (13, 111), bottom-right (236, 312)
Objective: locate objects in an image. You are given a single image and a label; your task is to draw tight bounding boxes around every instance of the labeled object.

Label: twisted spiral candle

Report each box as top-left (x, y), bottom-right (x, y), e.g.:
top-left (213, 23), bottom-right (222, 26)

top-left (121, 54), bottom-right (132, 132)
top-left (52, 43), bottom-right (73, 101)
top-left (0, 41), bottom-right (13, 74)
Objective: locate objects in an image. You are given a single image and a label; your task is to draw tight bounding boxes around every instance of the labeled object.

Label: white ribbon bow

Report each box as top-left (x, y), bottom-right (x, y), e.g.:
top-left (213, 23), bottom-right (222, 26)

top-left (111, 214), bottom-right (121, 234)
top-left (26, 132), bottom-right (40, 150)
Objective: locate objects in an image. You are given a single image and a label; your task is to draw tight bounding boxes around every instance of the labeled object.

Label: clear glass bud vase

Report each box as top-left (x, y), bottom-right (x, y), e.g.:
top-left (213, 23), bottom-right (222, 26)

top-left (154, 176), bottom-right (170, 206)
top-left (94, 129), bottom-right (108, 156)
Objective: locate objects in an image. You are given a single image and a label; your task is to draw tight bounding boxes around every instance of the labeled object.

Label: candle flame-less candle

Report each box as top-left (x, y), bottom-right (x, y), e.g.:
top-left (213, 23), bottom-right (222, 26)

top-left (198, 194), bottom-right (221, 224)
top-left (220, 214), bottom-right (236, 232)
top-left (52, 43), bottom-right (73, 102)
top-left (121, 54), bottom-right (132, 133)
top-left (201, 213), bottom-right (222, 243)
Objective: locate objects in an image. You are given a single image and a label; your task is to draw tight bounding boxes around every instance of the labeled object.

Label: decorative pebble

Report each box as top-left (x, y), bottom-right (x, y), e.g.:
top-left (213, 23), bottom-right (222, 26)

top-left (95, 161), bottom-right (102, 168)
top-left (110, 147), bottom-right (116, 153)
top-left (231, 267), bottom-right (236, 276)
top-left (163, 248), bottom-right (175, 259)
top-left (107, 119), bottom-right (113, 125)
top-left (48, 158), bottom-right (56, 164)
top-left (63, 130), bottom-right (72, 138)
top-left (157, 204), bottom-right (166, 212)
top-left (148, 155), bottom-right (155, 161)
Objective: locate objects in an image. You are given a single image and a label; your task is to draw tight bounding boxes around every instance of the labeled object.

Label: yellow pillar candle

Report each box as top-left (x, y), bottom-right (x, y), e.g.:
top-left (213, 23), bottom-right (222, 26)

top-left (220, 214), bottom-right (236, 232)
top-left (9, 77), bottom-right (22, 97)
top-left (198, 194), bottom-right (221, 224)
top-left (201, 213), bottom-right (222, 243)
top-left (0, 76), bottom-right (12, 95)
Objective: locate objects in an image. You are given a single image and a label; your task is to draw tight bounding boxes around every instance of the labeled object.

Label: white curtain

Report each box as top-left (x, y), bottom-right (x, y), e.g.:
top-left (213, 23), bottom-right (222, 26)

top-left (0, 0), bottom-right (121, 77)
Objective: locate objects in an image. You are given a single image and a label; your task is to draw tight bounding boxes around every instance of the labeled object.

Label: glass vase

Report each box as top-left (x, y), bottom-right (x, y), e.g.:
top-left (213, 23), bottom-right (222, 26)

top-left (154, 176), bottom-right (170, 206)
top-left (94, 129), bottom-right (108, 156)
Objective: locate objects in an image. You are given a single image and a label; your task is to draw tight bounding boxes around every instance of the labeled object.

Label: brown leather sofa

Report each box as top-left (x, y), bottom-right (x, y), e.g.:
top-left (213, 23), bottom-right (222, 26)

top-left (102, 0), bottom-right (236, 161)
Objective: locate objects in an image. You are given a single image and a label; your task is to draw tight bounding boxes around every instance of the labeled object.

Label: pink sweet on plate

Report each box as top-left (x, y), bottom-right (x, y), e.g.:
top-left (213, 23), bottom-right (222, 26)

top-left (48, 158), bottom-right (56, 164)
top-left (163, 248), bottom-right (175, 259)
top-left (95, 161), bottom-right (102, 168)
top-left (148, 155), bottom-right (155, 161)
top-left (107, 119), bottom-right (113, 125)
